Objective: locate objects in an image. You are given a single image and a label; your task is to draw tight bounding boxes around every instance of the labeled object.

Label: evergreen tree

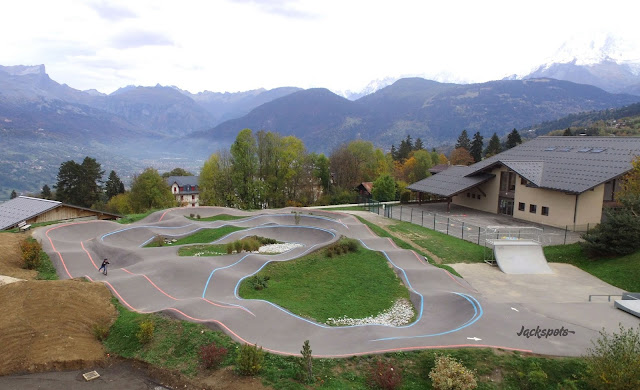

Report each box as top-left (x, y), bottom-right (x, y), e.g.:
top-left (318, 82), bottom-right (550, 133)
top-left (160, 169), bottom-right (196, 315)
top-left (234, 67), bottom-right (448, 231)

top-left (455, 130), bottom-right (471, 151)
top-left (10, 190), bottom-right (17, 199)
top-left (414, 137), bottom-right (424, 151)
top-left (563, 127), bottom-right (573, 136)
top-left (505, 128), bottom-right (523, 149)
top-left (396, 135), bottom-right (413, 161)
top-left (41, 185), bottom-right (52, 200)
top-left (484, 133), bottom-right (502, 157)
top-left (390, 145), bottom-right (398, 161)
top-left (54, 157), bottom-right (104, 208)
top-left (470, 132), bottom-right (484, 163)
top-left (105, 170), bottom-right (125, 200)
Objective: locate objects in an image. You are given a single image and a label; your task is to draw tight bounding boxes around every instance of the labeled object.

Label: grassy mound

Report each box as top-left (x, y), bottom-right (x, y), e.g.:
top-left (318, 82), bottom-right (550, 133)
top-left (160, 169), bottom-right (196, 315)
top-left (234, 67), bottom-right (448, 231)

top-left (238, 238), bottom-right (414, 324)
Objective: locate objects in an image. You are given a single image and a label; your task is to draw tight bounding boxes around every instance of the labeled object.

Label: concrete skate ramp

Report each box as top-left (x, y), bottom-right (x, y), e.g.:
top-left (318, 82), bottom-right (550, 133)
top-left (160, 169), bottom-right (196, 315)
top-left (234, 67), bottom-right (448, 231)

top-left (615, 293), bottom-right (640, 318)
top-left (492, 240), bottom-right (553, 274)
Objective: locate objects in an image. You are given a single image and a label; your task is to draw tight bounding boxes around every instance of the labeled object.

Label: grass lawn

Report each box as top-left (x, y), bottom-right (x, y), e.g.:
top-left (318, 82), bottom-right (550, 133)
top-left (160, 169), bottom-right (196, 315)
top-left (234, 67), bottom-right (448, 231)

top-left (238, 239), bottom-right (414, 324)
top-left (355, 216), bottom-right (462, 277)
top-left (103, 298), bottom-right (593, 389)
top-left (185, 214), bottom-right (245, 222)
top-left (387, 221), bottom-right (485, 263)
top-left (145, 226), bottom-right (246, 247)
top-left (317, 206), bottom-right (368, 211)
top-left (117, 209), bottom-right (160, 224)
top-left (544, 243), bottom-right (640, 292)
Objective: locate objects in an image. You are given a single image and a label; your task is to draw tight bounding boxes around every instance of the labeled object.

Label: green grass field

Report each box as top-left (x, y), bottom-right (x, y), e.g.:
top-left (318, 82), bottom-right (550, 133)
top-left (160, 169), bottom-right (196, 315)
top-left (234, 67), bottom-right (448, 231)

top-left (238, 239), bottom-right (414, 324)
top-left (117, 209), bottom-right (160, 224)
top-left (145, 226), bottom-right (247, 247)
top-left (185, 214), bottom-right (246, 222)
top-left (544, 243), bottom-right (640, 292)
top-left (387, 221), bottom-right (485, 263)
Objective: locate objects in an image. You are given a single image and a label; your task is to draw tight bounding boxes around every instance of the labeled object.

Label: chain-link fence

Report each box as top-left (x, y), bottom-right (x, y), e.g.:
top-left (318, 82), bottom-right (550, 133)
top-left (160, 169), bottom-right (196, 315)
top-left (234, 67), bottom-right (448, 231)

top-left (364, 202), bottom-right (586, 247)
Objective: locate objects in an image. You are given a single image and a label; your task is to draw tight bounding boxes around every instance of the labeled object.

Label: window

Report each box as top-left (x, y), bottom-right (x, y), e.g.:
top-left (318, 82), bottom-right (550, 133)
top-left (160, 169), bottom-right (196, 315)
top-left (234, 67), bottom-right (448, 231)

top-left (521, 178), bottom-right (527, 185)
top-left (529, 204), bottom-right (537, 213)
top-left (467, 192), bottom-right (470, 198)
top-left (500, 171), bottom-right (516, 191)
top-left (518, 202), bottom-right (525, 211)
top-left (472, 193), bottom-right (476, 199)
top-left (541, 206), bottom-right (549, 216)
top-left (192, 195), bottom-right (195, 200)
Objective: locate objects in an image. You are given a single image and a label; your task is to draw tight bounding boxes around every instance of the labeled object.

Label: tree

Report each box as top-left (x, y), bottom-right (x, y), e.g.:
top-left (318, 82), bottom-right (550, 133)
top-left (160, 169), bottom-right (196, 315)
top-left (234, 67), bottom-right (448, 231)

top-left (41, 185), bottom-right (52, 199)
top-left (563, 127), bottom-right (573, 136)
top-left (105, 193), bottom-right (132, 215)
top-left (616, 156), bottom-right (640, 216)
top-left (105, 171), bottom-right (125, 200)
top-left (396, 135), bottom-right (414, 161)
top-left (311, 153), bottom-right (330, 192)
top-left (129, 168), bottom-right (176, 213)
top-left (470, 132), bottom-right (484, 163)
top-left (54, 157), bottom-right (104, 208)
top-left (449, 147), bottom-right (475, 166)
top-left (199, 153), bottom-right (222, 206)
top-left (484, 133), bottom-right (502, 157)
top-left (455, 130), bottom-right (471, 151)
top-left (372, 174), bottom-right (396, 201)
top-left (161, 168), bottom-right (193, 178)
top-left (580, 208), bottom-right (640, 256)
top-left (10, 190), bottom-right (17, 199)
top-left (505, 128), bottom-right (522, 149)
top-left (231, 129), bottom-right (259, 209)
top-left (414, 137), bottom-right (424, 151)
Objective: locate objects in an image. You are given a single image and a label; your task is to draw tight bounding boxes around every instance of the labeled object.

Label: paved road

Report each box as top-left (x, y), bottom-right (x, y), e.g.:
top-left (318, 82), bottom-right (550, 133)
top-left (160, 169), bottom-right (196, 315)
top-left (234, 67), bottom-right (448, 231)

top-left (32, 207), bottom-right (632, 357)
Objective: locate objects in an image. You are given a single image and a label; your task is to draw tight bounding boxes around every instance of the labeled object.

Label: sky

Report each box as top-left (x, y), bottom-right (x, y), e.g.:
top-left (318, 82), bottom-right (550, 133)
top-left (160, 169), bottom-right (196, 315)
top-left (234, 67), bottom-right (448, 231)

top-left (2, 0), bottom-right (639, 95)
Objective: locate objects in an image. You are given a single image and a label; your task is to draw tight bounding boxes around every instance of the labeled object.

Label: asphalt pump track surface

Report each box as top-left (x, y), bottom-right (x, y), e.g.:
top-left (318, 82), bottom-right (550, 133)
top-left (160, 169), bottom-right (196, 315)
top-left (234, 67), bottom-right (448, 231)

top-left (34, 207), bottom-right (606, 357)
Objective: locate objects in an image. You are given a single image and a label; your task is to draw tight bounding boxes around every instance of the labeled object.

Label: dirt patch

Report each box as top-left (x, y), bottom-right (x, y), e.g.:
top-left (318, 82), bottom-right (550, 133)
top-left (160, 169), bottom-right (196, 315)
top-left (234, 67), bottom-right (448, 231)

top-left (0, 232), bottom-right (37, 279)
top-left (0, 278), bottom-right (117, 375)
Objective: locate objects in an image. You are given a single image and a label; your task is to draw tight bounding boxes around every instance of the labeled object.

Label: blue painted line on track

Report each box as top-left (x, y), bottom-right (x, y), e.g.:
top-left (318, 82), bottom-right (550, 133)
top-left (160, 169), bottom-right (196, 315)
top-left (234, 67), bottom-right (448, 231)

top-left (371, 292), bottom-right (483, 341)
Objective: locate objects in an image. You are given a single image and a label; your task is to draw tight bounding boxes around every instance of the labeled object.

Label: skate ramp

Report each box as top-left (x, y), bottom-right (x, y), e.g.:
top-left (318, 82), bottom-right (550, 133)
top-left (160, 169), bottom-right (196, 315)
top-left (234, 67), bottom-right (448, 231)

top-left (492, 240), bottom-right (553, 274)
top-left (615, 293), bottom-right (640, 318)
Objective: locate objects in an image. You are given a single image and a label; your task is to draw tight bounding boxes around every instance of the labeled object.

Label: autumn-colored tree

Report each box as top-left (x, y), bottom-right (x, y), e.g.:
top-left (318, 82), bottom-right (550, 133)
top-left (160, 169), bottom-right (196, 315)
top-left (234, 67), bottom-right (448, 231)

top-left (449, 147), bottom-right (474, 166)
top-left (616, 156), bottom-right (640, 216)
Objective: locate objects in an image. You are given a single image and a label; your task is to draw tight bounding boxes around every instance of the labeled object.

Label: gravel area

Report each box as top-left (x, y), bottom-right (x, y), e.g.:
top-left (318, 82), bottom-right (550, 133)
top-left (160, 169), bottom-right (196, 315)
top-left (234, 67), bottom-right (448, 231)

top-left (326, 298), bottom-right (414, 327)
top-left (258, 243), bottom-right (303, 254)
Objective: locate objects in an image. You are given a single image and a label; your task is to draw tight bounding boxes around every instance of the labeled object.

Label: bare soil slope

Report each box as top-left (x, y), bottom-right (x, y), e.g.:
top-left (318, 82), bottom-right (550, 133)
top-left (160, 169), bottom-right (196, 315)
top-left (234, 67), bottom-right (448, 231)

top-left (0, 232), bottom-right (37, 279)
top-left (0, 279), bottom-right (116, 375)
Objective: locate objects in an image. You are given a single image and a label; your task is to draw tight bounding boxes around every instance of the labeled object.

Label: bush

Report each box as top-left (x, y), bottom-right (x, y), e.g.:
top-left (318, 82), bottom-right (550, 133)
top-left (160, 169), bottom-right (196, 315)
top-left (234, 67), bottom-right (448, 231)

top-left (199, 342), bottom-right (228, 369)
top-left (190, 213), bottom-right (195, 218)
top-left (20, 238), bottom-right (42, 270)
top-left (367, 360), bottom-right (403, 390)
top-left (298, 340), bottom-right (314, 384)
top-left (92, 320), bottom-right (111, 341)
top-left (236, 343), bottom-right (264, 376)
top-left (248, 275), bottom-right (270, 290)
top-left (326, 238), bottom-right (359, 258)
top-left (136, 319), bottom-right (155, 344)
top-left (580, 208), bottom-right (640, 256)
top-left (584, 324), bottom-right (640, 390)
top-left (508, 360), bottom-right (548, 390)
top-left (197, 214), bottom-right (201, 219)
top-left (233, 240), bottom-right (243, 253)
top-left (226, 243), bottom-right (234, 254)
top-left (428, 354), bottom-right (477, 390)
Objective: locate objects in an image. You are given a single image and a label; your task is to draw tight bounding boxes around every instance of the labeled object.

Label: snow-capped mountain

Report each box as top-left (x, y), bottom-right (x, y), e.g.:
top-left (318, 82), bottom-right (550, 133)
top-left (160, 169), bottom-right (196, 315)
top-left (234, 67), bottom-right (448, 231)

top-left (519, 35), bottom-right (640, 95)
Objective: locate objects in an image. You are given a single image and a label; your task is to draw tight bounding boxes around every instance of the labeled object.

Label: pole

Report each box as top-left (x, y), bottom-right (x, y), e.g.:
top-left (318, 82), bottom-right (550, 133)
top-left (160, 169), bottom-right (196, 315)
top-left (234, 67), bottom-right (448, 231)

top-left (433, 215), bottom-right (436, 230)
top-left (421, 210), bottom-right (424, 227)
top-left (446, 218), bottom-right (449, 235)
top-left (462, 222), bottom-right (465, 240)
top-left (400, 206), bottom-right (402, 221)
top-left (564, 225), bottom-right (568, 245)
top-left (410, 208), bottom-right (413, 223)
top-left (478, 227), bottom-right (481, 245)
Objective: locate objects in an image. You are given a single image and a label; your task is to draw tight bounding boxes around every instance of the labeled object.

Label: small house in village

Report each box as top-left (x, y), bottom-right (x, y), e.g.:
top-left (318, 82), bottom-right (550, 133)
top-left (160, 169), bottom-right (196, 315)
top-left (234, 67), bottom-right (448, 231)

top-left (408, 136), bottom-right (640, 228)
top-left (166, 176), bottom-right (200, 207)
top-left (0, 196), bottom-right (120, 230)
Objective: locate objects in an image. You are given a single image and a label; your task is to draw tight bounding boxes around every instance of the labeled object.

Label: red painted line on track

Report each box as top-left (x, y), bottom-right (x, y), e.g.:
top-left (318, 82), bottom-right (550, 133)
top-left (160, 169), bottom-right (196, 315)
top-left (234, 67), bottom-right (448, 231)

top-left (443, 269), bottom-right (477, 292)
top-left (80, 241), bottom-right (99, 269)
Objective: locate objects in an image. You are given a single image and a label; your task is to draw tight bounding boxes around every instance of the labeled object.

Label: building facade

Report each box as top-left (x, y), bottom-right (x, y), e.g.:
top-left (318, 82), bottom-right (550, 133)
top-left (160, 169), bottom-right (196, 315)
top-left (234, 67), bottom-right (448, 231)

top-left (167, 176), bottom-right (200, 207)
top-left (408, 137), bottom-right (640, 228)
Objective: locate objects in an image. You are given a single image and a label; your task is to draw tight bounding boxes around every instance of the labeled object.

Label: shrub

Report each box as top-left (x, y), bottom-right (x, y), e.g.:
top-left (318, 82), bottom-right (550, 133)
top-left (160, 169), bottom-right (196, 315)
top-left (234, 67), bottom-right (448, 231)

top-left (92, 320), bottom-right (111, 341)
top-left (226, 243), bottom-right (234, 254)
top-left (248, 275), bottom-right (270, 290)
top-left (367, 360), bottom-right (403, 390)
top-left (199, 342), bottom-right (228, 369)
top-left (136, 319), bottom-right (155, 344)
top-left (190, 213), bottom-right (195, 218)
top-left (584, 324), bottom-right (640, 390)
top-left (428, 354), bottom-right (477, 390)
top-left (20, 238), bottom-right (42, 270)
top-left (233, 240), bottom-right (243, 253)
top-left (508, 360), bottom-right (548, 390)
top-left (580, 208), bottom-right (640, 256)
top-left (197, 214), bottom-right (201, 219)
top-left (325, 238), bottom-right (359, 258)
top-left (236, 343), bottom-right (264, 376)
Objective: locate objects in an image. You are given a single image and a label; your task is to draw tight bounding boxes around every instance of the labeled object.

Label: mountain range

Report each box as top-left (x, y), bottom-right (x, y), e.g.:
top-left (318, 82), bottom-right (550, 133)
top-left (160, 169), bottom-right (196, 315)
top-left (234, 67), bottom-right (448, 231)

top-left (2, 62), bottom-right (640, 199)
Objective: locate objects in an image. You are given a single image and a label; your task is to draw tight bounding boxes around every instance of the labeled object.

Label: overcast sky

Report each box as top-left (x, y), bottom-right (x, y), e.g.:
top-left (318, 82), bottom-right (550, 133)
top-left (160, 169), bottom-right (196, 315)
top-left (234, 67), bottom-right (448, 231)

top-left (2, 0), bottom-right (639, 94)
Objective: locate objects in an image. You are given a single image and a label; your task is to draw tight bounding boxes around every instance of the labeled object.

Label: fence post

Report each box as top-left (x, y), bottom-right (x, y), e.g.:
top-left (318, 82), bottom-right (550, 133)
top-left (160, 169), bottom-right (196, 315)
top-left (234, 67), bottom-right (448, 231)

top-left (400, 206), bottom-right (402, 221)
top-left (410, 208), bottom-right (413, 223)
top-left (478, 227), bottom-right (481, 245)
top-left (433, 215), bottom-right (436, 230)
top-left (421, 210), bottom-right (424, 227)
top-left (587, 223), bottom-right (590, 232)
top-left (446, 218), bottom-right (449, 235)
top-left (462, 222), bottom-right (465, 240)
top-left (564, 225), bottom-right (568, 245)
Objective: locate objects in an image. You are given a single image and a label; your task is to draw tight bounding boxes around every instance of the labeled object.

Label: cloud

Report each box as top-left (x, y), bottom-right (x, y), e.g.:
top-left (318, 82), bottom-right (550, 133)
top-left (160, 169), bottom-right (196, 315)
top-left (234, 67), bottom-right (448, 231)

top-left (88, 1), bottom-right (137, 21)
top-left (110, 30), bottom-right (174, 49)
top-left (231, 0), bottom-right (317, 19)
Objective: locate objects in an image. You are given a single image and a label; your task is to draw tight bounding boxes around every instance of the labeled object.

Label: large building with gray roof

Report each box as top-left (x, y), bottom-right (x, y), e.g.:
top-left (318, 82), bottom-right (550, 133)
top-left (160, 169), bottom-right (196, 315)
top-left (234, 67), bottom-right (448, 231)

top-left (408, 136), bottom-right (640, 228)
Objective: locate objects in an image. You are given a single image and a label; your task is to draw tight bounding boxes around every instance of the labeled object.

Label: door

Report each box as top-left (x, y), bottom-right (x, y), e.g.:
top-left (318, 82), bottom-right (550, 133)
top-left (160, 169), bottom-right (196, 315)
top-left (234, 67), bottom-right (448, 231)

top-left (499, 198), bottom-right (514, 216)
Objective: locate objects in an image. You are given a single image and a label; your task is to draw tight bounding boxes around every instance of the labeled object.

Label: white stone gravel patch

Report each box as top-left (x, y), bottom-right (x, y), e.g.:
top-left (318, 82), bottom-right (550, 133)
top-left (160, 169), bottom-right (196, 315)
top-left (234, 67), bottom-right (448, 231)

top-left (326, 298), bottom-right (414, 327)
top-left (258, 243), bottom-right (303, 254)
